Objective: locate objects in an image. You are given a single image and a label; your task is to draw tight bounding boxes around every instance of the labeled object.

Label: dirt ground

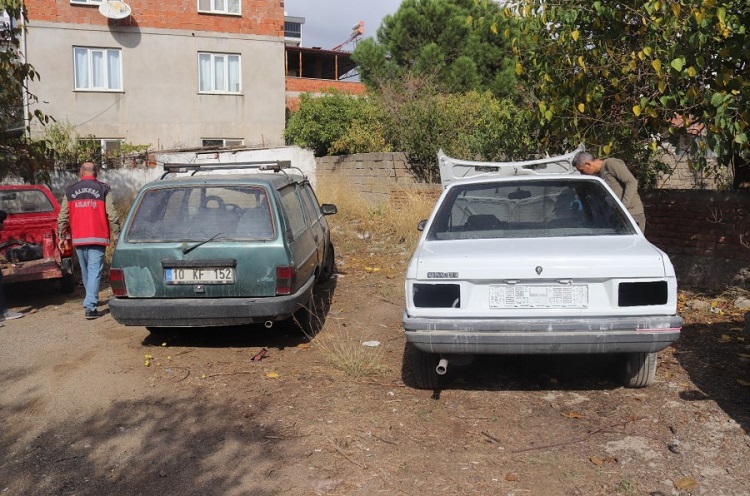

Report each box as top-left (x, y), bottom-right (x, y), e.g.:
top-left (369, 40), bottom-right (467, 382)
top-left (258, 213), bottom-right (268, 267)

top-left (1, 242), bottom-right (750, 496)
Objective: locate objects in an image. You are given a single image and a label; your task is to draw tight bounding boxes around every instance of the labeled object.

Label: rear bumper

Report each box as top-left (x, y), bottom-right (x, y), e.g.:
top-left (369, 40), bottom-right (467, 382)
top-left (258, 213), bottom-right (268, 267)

top-left (110, 276), bottom-right (314, 327)
top-left (1, 257), bottom-right (73, 283)
top-left (402, 314), bottom-right (682, 354)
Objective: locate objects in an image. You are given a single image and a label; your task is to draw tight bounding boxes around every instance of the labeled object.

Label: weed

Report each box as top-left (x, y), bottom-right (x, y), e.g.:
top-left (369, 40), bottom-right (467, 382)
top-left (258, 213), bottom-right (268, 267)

top-left (315, 320), bottom-right (387, 378)
top-left (316, 179), bottom-right (437, 256)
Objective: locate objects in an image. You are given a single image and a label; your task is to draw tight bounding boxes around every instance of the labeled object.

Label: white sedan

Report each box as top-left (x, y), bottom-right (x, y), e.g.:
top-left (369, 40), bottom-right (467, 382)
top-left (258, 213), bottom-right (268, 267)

top-left (402, 147), bottom-right (682, 389)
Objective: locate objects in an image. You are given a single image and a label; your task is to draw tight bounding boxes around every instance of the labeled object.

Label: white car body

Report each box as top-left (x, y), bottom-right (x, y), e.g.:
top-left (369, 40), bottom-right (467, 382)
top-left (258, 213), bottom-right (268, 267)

top-left (402, 148), bottom-right (682, 389)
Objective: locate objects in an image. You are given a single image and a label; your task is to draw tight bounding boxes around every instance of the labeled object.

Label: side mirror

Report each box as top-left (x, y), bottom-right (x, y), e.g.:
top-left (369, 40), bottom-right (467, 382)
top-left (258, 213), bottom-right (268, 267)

top-left (321, 204), bottom-right (337, 215)
top-left (417, 220), bottom-right (427, 231)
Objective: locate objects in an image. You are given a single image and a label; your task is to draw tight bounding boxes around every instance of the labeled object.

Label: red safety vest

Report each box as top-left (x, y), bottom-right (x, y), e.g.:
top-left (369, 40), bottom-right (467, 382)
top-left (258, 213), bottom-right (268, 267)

top-left (65, 176), bottom-right (112, 246)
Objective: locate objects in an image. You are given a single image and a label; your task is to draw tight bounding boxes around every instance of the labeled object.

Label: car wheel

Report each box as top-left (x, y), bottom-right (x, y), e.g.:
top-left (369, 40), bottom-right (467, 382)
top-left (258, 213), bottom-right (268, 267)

top-left (317, 244), bottom-right (335, 283)
top-left (292, 298), bottom-right (321, 338)
top-left (60, 273), bottom-right (76, 293)
top-left (403, 342), bottom-right (441, 390)
top-left (620, 351), bottom-right (657, 388)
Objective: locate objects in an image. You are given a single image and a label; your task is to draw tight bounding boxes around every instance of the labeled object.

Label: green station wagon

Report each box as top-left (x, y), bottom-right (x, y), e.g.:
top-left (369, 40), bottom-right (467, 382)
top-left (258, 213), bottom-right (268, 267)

top-left (109, 161), bottom-right (337, 331)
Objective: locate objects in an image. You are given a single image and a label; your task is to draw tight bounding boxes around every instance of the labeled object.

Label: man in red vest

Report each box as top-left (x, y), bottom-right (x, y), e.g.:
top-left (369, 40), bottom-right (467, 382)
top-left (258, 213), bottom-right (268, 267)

top-left (58, 162), bottom-right (120, 320)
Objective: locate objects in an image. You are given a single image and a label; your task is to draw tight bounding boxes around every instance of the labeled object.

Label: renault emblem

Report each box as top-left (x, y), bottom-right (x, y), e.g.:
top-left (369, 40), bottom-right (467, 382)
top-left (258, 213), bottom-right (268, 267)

top-left (535, 266), bottom-right (543, 275)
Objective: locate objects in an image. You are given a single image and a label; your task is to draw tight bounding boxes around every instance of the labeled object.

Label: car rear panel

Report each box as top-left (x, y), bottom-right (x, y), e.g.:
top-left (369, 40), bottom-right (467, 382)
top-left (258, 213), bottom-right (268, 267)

top-left (406, 235), bottom-right (677, 319)
top-left (113, 241), bottom-right (290, 298)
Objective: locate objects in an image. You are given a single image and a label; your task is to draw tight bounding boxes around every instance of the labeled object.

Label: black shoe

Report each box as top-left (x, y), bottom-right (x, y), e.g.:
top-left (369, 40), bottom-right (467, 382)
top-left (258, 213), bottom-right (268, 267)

top-left (85, 309), bottom-right (103, 320)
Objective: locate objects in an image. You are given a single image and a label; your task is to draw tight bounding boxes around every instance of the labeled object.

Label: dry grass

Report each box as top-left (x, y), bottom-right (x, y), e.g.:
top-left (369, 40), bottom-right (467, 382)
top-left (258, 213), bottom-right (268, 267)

top-left (315, 321), bottom-right (388, 378)
top-left (312, 178), bottom-right (438, 377)
top-left (315, 180), bottom-right (438, 255)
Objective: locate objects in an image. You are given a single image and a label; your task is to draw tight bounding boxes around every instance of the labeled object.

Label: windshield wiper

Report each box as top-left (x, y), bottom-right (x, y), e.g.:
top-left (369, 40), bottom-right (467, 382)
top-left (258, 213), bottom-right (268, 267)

top-left (183, 232), bottom-right (223, 254)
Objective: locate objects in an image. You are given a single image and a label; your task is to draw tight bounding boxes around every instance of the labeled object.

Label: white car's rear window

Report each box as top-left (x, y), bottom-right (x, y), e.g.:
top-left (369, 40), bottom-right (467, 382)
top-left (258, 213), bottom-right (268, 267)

top-left (428, 179), bottom-right (635, 240)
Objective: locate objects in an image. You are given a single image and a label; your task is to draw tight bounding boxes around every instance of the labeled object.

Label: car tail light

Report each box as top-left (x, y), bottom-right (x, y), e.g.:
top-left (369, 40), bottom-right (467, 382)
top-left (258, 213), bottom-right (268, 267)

top-left (275, 266), bottom-right (295, 295)
top-left (110, 268), bottom-right (127, 297)
top-left (59, 234), bottom-right (73, 257)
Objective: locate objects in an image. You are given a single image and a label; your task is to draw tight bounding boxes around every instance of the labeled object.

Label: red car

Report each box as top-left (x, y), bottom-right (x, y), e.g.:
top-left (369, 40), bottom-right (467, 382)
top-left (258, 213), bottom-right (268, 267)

top-left (0, 184), bottom-right (76, 293)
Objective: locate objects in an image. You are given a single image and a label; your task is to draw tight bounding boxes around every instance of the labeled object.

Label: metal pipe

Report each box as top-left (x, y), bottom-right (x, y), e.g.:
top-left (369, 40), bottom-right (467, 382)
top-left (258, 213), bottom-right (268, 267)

top-left (436, 358), bottom-right (448, 375)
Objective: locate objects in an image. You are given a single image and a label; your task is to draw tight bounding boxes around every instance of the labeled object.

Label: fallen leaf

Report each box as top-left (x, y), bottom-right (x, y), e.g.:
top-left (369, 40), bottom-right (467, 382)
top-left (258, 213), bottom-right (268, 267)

top-left (561, 411), bottom-right (585, 419)
top-left (505, 473), bottom-right (519, 481)
top-left (266, 371), bottom-right (279, 378)
top-left (590, 455), bottom-right (604, 466)
top-left (729, 327), bottom-right (744, 332)
top-left (297, 343), bottom-right (311, 349)
top-left (737, 379), bottom-right (750, 387)
top-left (738, 353), bottom-right (750, 358)
top-left (718, 334), bottom-right (732, 343)
top-left (674, 477), bottom-right (697, 490)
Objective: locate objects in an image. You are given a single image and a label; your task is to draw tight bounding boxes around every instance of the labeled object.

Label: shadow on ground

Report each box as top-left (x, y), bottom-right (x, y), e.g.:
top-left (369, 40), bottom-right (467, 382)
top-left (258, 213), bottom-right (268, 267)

top-left (674, 321), bottom-right (750, 433)
top-left (139, 280), bottom-right (337, 351)
top-left (0, 393), bottom-right (297, 495)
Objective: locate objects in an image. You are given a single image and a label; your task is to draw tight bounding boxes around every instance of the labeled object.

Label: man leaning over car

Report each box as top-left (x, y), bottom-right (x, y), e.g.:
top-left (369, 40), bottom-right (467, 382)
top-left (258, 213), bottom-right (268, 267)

top-left (573, 151), bottom-right (646, 232)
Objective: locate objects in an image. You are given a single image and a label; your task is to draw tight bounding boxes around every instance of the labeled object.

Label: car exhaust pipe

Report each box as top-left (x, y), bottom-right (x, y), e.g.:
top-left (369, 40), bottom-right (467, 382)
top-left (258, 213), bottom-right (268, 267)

top-left (436, 358), bottom-right (448, 375)
top-left (264, 321), bottom-right (273, 328)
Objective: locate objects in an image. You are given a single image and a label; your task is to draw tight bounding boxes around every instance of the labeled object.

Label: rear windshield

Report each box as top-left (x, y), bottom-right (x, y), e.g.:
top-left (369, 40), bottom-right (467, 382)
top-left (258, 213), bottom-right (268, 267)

top-left (126, 185), bottom-right (275, 242)
top-left (428, 179), bottom-right (635, 240)
top-left (0, 189), bottom-right (54, 214)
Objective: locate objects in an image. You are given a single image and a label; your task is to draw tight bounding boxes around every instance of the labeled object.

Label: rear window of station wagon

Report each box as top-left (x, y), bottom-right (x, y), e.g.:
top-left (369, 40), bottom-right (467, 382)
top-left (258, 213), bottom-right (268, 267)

top-left (126, 185), bottom-right (275, 242)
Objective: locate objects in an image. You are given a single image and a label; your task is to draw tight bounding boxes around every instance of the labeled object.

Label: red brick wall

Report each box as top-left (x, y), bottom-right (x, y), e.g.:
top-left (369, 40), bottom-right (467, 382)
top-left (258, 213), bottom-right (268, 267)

top-left (25, 0), bottom-right (284, 36)
top-left (285, 77), bottom-right (366, 111)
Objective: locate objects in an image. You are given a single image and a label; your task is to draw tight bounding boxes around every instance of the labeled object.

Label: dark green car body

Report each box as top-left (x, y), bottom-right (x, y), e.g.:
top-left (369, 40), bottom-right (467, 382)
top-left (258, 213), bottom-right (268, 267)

top-left (109, 163), bottom-right (336, 328)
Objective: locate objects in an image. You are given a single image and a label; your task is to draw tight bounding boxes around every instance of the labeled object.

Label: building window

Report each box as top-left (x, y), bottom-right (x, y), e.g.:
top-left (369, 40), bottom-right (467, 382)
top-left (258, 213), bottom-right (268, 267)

top-left (74, 47), bottom-right (122, 91)
top-left (202, 138), bottom-right (244, 148)
top-left (197, 0), bottom-right (240, 15)
top-left (78, 138), bottom-right (124, 168)
top-left (198, 53), bottom-right (241, 94)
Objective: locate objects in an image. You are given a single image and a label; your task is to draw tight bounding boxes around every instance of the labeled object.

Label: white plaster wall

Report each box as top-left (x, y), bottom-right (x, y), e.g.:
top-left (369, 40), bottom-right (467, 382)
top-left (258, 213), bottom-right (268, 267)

top-left (46, 146), bottom-right (317, 205)
top-left (26, 22), bottom-right (286, 150)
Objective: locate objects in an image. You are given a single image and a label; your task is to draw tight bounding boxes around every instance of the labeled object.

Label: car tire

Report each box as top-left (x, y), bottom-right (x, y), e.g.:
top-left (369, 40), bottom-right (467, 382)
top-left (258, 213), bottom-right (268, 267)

top-left (60, 273), bottom-right (76, 293)
top-left (317, 244), bottom-right (335, 283)
top-left (620, 351), bottom-right (657, 388)
top-left (403, 342), bottom-right (441, 390)
top-left (293, 298), bottom-right (321, 338)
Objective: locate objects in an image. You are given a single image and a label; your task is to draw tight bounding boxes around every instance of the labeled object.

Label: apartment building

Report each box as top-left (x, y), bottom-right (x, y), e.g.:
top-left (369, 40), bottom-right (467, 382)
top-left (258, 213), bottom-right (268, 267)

top-left (23, 0), bottom-right (286, 152)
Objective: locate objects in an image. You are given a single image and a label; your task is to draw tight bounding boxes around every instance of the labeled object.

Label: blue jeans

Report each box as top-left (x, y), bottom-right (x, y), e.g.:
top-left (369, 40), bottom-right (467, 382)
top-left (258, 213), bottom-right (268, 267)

top-left (76, 245), bottom-right (106, 312)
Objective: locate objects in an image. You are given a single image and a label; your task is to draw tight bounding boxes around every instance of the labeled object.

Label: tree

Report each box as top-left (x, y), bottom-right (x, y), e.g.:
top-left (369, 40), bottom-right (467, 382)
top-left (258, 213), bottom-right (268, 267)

top-left (284, 92), bottom-right (391, 156)
top-left (511, 0), bottom-right (749, 187)
top-left (0, 0), bottom-right (49, 182)
top-left (376, 76), bottom-right (536, 180)
top-left (353, 0), bottom-right (519, 98)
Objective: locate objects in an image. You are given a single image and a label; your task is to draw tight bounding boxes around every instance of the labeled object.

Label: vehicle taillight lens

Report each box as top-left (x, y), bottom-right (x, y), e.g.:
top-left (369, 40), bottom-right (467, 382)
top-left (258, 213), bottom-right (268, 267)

top-left (110, 268), bottom-right (127, 297)
top-left (275, 266), bottom-right (295, 295)
top-left (59, 234), bottom-right (73, 257)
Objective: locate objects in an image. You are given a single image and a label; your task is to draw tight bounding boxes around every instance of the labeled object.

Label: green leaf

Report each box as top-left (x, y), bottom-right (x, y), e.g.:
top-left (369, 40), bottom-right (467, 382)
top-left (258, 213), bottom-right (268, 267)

top-left (735, 133), bottom-right (748, 145)
top-left (670, 57), bottom-right (685, 72)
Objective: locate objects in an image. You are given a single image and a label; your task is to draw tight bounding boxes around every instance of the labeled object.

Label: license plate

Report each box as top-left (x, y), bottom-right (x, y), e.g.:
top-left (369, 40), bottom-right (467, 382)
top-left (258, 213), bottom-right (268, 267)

top-left (489, 285), bottom-right (588, 308)
top-left (165, 267), bottom-right (235, 285)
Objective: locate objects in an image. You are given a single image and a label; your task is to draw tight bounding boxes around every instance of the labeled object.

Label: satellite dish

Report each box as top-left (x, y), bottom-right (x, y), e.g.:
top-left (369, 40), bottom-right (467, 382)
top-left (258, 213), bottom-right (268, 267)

top-left (99, 0), bottom-right (132, 20)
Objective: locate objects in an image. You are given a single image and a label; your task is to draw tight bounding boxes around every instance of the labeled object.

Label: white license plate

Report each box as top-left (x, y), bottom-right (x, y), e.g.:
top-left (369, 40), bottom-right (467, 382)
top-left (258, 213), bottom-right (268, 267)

top-left (165, 267), bottom-right (235, 285)
top-left (489, 285), bottom-right (588, 308)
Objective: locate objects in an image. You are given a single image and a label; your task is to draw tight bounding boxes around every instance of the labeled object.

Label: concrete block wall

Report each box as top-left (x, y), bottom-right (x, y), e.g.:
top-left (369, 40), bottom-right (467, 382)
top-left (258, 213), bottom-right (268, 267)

top-left (316, 152), bottom-right (421, 204)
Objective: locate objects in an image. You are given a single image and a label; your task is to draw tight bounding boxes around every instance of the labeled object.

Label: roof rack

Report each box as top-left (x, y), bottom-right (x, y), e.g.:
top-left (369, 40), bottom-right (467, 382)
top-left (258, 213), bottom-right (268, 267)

top-left (159, 160), bottom-right (292, 180)
top-left (438, 144), bottom-right (584, 188)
